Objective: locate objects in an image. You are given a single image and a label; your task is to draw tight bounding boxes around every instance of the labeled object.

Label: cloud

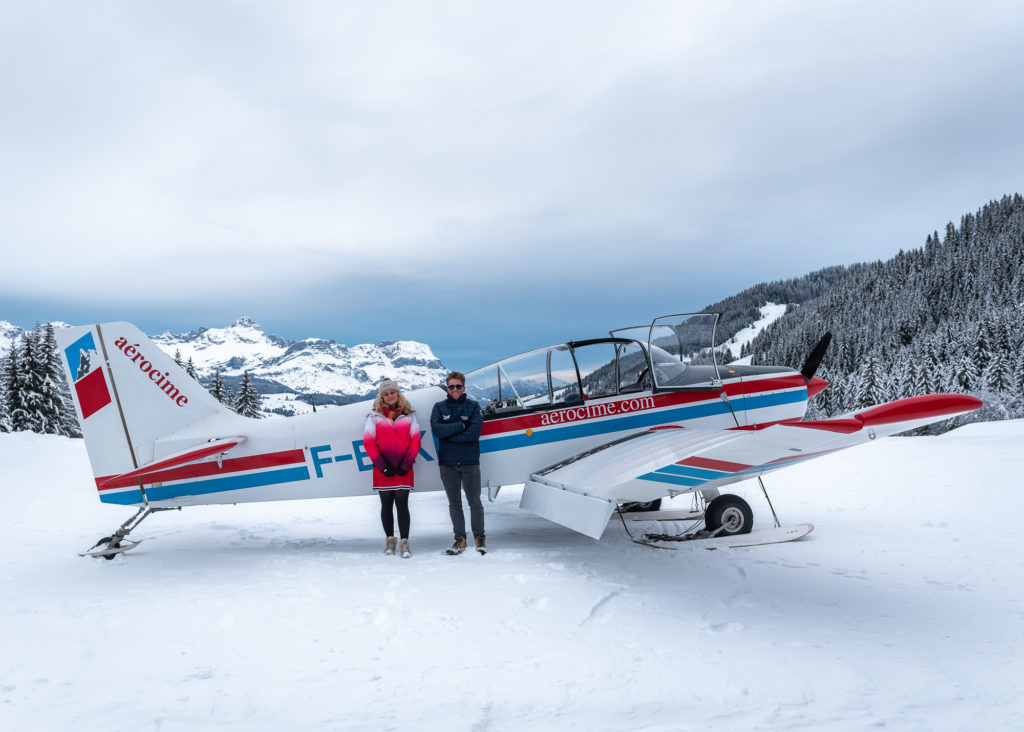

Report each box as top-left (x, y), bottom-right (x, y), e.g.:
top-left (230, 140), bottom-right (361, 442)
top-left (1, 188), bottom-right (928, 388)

top-left (3, 1), bottom-right (1024, 361)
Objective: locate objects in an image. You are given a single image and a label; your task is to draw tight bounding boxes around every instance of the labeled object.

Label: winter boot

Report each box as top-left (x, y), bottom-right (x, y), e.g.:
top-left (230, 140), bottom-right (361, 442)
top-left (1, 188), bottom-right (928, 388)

top-left (399, 538), bottom-right (411, 559)
top-left (385, 536), bottom-right (397, 556)
top-left (445, 536), bottom-right (467, 555)
top-left (475, 535), bottom-right (487, 555)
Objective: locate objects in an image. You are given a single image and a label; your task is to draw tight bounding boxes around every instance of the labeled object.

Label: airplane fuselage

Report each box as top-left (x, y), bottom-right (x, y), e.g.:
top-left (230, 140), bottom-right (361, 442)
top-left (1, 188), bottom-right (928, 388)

top-left (94, 366), bottom-right (811, 507)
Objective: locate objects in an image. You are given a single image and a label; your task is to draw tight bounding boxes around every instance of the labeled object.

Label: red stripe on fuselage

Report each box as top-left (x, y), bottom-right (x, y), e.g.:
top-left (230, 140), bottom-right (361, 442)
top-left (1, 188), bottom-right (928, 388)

top-left (722, 373), bottom-right (805, 397)
top-left (95, 449), bottom-right (307, 491)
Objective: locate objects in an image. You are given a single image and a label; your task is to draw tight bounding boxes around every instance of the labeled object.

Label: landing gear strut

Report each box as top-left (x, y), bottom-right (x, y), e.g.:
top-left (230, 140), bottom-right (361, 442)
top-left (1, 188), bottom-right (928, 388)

top-left (79, 506), bottom-right (180, 559)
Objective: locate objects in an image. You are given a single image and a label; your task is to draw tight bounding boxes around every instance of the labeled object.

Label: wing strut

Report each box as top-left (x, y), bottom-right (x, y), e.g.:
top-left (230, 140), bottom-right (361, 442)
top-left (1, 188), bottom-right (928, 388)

top-left (757, 475), bottom-right (781, 528)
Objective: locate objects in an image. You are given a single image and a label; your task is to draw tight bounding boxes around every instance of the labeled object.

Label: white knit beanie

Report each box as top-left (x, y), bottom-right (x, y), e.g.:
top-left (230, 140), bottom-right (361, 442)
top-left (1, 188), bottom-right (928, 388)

top-left (378, 378), bottom-right (400, 395)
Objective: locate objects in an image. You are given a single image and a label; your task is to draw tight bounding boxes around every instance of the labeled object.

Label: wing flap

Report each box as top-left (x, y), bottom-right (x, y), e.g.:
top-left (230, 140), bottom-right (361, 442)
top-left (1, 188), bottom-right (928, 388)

top-left (531, 427), bottom-right (744, 495)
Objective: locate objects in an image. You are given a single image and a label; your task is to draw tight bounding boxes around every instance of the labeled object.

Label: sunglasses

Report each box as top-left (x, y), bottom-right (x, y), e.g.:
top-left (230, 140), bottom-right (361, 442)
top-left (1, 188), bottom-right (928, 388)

top-left (446, 384), bottom-right (464, 391)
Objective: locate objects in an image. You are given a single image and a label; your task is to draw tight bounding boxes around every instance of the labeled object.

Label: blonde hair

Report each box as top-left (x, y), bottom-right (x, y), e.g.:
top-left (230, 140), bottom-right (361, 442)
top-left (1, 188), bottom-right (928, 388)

top-left (373, 390), bottom-right (414, 415)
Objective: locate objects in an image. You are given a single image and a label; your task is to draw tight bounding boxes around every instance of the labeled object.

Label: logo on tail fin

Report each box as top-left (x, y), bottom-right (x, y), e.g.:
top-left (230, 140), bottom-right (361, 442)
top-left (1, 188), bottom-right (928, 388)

top-left (64, 331), bottom-right (112, 419)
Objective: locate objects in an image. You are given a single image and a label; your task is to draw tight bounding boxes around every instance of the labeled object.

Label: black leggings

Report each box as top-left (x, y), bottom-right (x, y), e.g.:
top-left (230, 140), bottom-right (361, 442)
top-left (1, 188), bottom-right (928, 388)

top-left (379, 489), bottom-right (411, 539)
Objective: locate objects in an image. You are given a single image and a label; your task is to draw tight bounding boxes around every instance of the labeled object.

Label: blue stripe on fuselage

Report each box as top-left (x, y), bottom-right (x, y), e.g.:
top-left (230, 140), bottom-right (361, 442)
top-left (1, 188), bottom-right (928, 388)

top-left (98, 465), bottom-right (312, 505)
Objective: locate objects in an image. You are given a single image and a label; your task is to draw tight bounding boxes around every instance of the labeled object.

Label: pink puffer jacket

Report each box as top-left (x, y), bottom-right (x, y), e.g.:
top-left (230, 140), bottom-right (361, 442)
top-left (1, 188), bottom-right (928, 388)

top-left (362, 410), bottom-right (422, 489)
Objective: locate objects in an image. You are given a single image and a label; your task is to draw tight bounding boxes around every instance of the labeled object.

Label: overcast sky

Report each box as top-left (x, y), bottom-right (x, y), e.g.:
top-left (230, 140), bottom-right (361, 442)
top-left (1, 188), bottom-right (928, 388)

top-left (3, 1), bottom-right (1024, 367)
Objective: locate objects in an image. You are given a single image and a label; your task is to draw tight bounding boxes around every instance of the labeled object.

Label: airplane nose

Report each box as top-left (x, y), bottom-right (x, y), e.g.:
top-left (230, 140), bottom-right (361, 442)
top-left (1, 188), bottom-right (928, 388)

top-left (806, 376), bottom-right (829, 399)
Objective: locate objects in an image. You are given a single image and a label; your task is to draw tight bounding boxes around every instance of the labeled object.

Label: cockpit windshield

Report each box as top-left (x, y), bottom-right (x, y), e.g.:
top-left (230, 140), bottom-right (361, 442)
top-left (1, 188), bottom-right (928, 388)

top-left (465, 338), bottom-right (651, 419)
top-left (465, 345), bottom-right (581, 417)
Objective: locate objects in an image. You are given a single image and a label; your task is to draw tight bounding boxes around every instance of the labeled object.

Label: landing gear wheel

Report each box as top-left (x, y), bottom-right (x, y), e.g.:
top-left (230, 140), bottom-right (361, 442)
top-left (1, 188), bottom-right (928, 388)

top-left (623, 498), bottom-right (662, 513)
top-left (102, 541), bottom-right (122, 560)
top-left (704, 494), bottom-right (753, 536)
top-left (92, 536), bottom-right (122, 560)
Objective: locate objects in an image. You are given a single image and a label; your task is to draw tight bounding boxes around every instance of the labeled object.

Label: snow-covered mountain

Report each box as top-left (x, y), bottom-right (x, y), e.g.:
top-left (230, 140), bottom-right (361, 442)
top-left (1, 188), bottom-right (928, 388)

top-left (0, 321), bottom-right (22, 359)
top-left (2, 318), bottom-right (448, 413)
top-left (152, 317), bottom-right (448, 401)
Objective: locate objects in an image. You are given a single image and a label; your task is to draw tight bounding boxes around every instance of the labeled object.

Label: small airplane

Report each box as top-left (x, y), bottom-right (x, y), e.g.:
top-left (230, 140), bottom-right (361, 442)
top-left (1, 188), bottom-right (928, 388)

top-left (56, 314), bottom-right (982, 557)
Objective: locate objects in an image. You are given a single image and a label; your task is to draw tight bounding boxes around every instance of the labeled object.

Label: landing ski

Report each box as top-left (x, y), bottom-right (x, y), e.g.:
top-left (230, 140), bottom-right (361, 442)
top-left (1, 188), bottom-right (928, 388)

top-left (79, 539), bottom-right (142, 559)
top-left (634, 523), bottom-right (814, 550)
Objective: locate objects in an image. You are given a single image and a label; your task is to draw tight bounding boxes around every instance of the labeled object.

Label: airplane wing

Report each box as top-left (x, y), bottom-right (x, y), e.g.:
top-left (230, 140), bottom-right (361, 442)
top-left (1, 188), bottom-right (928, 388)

top-left (520, 393), bottom-right (982, 538)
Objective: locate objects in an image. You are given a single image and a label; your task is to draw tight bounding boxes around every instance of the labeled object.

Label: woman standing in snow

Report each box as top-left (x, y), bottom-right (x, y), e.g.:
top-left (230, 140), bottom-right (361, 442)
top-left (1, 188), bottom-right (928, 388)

top-left (362, 378), bottom-right (421, 558)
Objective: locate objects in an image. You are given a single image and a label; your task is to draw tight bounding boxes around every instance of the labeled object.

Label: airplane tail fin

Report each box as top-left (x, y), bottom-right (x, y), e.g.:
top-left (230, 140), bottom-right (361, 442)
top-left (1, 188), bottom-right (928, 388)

top-left (56, 323), bottom-right (243, 498)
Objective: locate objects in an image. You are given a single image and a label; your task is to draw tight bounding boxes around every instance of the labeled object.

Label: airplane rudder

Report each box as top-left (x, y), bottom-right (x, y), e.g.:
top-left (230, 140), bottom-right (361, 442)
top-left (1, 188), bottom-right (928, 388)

top-left (56, 324), bottom-right (136, 481)
top-left (97, 322), bottom-right (227, 429)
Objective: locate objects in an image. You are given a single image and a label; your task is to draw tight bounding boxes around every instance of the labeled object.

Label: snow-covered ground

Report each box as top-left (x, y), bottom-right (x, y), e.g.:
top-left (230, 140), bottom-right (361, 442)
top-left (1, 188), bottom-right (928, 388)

top-left (2, 422), bottom-right (1023, 730)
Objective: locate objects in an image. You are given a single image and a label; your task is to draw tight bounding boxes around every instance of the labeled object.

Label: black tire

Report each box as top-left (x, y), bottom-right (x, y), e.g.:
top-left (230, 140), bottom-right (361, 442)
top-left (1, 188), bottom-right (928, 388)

top-left (704, 495), bottom-right (753, 536)
top-left (623, 498), bottom-right (662, 513)
top-left (102, 540), bottom-right (121, 560)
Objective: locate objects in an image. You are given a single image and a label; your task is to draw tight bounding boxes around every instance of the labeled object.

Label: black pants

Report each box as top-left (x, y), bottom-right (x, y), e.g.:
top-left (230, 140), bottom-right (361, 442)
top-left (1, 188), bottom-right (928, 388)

top-left (378, 489), bottom-right (410, 539)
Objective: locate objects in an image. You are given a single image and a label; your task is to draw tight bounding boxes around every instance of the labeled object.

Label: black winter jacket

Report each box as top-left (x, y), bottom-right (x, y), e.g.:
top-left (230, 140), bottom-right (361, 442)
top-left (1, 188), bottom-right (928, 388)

top-left (430, 393), bottom-right (484, 465)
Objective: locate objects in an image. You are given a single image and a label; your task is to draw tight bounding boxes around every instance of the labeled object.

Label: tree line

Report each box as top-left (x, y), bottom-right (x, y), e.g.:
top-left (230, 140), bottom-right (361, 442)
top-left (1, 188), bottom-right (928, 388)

top-left (741, 193), bottom-right (1024, 431)
top-left (1, 329), bottom-right (264, 436)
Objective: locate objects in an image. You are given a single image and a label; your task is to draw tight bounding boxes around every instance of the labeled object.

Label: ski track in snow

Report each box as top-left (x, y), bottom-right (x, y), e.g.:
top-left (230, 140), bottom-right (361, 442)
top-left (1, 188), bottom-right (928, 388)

top-left (2, 423), bottom-right (1024, 730)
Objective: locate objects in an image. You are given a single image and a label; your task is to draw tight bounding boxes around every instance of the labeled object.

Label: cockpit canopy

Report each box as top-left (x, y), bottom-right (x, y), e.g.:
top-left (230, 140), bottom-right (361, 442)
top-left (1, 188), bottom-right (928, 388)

top-left (464, 313), bottom-right (730, 419)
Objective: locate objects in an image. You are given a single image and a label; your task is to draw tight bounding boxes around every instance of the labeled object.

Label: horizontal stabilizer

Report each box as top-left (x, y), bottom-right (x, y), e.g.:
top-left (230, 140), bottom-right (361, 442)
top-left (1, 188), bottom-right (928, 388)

top-left (98, 437), bottom-right (246, 488)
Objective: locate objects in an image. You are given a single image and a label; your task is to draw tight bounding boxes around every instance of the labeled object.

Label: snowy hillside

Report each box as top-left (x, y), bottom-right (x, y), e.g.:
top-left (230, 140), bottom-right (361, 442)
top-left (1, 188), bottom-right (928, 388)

top-left (2, 422), bottom-right (1022, 729)
top-left (724, 302), bottom-right (787, 362)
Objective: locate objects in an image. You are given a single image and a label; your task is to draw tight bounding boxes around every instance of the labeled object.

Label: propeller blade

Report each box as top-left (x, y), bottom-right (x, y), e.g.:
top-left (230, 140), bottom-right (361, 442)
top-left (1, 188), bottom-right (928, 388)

top-left (800, 332), bottom-right (832, 383)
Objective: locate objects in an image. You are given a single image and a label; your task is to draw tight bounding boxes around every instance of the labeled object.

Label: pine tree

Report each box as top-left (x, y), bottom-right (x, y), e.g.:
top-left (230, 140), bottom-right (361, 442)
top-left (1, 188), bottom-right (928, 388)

top-left (853, 352), bottom-right (886, 409)
top-left (12, 330), bottom-right (40, 432)
top-left (0, 352), bottom-right (12, 432)
top-left (174, 349), bottom-right (183, 368)
top-left (41, 323), bottom-right (80, 437)
top-left (185, 357), bottom-right (198, 380)
top-left (234, 371), bottom-right (263, 418)
top-left (982, 349), bottom-right (1014, 392)
top-left (209, 369), bottom-right (228, 405)
top-left (1015, 348), bottom-right (1024, 396)
top-left (951, 350), bottom-right (978, 392)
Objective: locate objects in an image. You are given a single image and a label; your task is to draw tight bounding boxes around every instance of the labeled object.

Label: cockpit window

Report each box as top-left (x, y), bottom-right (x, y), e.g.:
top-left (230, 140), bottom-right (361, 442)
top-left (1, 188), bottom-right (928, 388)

top-left (617, 341), bottom-right (651, 393)
top-left (571, 342), bottom-right (619, 400)
top-left (549, 345), bottom-right (579, 404)
top-left (498, 349), bottom-right (552, 409)
top-left (629, 314), bottom-right (727, 389)
top-left (467, 346), bottom-right (583, 418)
top-left (465, 365), bottom-right (501, 408)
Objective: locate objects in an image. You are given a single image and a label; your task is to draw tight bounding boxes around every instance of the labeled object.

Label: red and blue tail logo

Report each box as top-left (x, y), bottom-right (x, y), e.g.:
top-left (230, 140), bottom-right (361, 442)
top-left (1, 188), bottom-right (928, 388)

top-left (64, 332), bottom-right (112, 419)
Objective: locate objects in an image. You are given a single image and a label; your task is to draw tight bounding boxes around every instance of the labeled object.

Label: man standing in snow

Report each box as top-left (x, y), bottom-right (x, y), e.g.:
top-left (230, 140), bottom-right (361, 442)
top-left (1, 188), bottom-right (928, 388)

top-left (430, 371), bottom-right (486, 555)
